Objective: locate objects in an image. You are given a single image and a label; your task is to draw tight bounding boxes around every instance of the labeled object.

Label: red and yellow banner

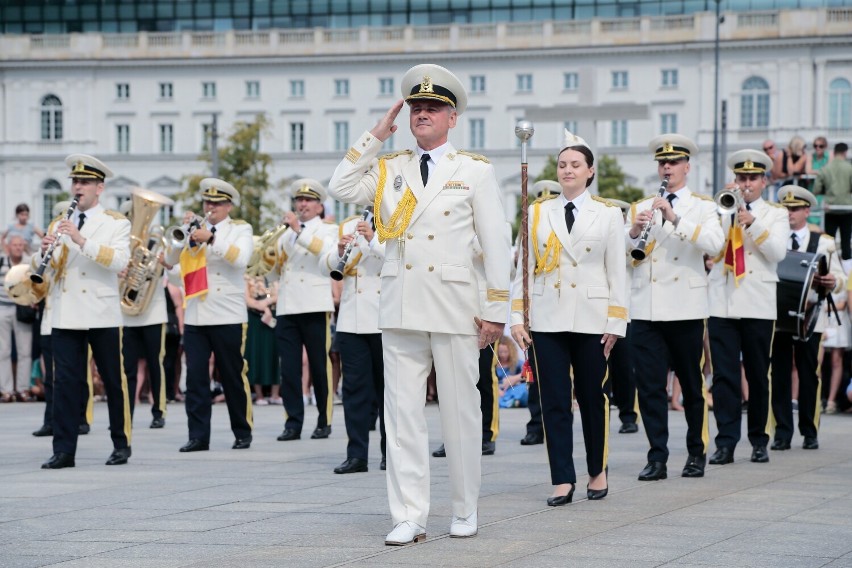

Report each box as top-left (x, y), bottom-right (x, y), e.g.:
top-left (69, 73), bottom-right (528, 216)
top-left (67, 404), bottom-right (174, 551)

top-left (723, 225), bottom-right (746, 286)
top-left (180, 246), bottom-right (208, 302)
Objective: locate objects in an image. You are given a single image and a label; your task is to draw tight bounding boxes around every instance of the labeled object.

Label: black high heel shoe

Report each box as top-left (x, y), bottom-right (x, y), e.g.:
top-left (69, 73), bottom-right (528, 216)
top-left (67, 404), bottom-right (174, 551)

top-left (547, 484), bottom-right (575, 507)
top-left (587, 467), bottom-right (608, 500)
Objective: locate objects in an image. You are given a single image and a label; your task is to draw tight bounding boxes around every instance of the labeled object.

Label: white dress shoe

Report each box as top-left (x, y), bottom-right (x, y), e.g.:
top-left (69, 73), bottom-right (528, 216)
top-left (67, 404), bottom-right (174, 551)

top-left (449, 511), bottom-right (478, 538)
top-left (385, 521), bottom-right (426, 546)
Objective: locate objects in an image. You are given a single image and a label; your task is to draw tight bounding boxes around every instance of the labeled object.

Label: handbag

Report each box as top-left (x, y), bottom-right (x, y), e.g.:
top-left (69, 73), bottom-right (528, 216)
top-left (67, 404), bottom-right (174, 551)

top-left (16, 304), bottom-right (37, 324)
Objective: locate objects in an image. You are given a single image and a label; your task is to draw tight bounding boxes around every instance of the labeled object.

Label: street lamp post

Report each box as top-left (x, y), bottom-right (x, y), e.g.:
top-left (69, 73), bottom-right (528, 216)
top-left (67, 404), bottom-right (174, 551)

top-left (712, 0), bottom-right (723, 195)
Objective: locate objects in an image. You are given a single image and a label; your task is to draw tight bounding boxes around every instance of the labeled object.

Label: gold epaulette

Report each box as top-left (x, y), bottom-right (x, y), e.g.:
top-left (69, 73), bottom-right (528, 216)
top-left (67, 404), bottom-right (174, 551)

top-left (338, 215), bottom-right (361, 236)
top-left (323, 219), bottom-right (337, 225)
top-left (767, 201), bottom-right (786, 209)
top-left (533, 193), bottom-right (559, 204)
top-left (692, 193), bottom-right (713, 201)
top-left (591, 195), bottom-right (618, 207)
top-left (103, 210), bottom-right (127, 220)
top-left (820, 232), bottom-right (834, 240)
top-left (379, 150), bottom-right (413, 160)
top-left (637, 194), bottom-right (657, 204)
top-left (456, 150), bottom-right (490, 163)
top-left (231, 219), bottom-right (248, 225)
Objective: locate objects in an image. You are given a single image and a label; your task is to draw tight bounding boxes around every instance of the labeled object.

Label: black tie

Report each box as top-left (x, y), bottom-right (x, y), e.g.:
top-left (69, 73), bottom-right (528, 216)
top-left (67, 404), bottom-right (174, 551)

top-left (662, 194), bottom-right (676, 226)
top-left (77, 213), bottom-right (86, 230)
top-left (746, 203), bottom-right (752, 211)
top-left (791, 233), bottom-right (800, 251)
top-left (565, 203), bottom-right (575, 233)
top-left (420, 153), bottom-right (430, 186)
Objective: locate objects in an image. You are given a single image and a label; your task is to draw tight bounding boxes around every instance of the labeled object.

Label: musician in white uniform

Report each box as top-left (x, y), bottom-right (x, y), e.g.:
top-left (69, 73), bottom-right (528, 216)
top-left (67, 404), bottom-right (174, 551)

top-left (771, 186), bottom-right (845, 451)
top-left (707, 150), bottom-right (788, 465)
top-left (329, 64), bottom-right (511, 545)
top-left (39, 154), bottom-right (132, 469)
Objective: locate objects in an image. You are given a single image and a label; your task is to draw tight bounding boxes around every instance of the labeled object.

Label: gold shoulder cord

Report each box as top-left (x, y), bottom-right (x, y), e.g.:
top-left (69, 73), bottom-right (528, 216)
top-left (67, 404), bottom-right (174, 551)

top-left (374, 159), bottom-right (417, 243)
top-left (532, 202), bottom-right (560, 275)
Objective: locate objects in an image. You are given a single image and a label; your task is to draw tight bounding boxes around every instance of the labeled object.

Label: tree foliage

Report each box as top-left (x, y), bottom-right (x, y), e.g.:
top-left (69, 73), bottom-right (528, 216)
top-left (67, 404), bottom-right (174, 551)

top-left (595, 154), bottom-right (644, 203)
top-left (175, 114), bottom-right (274, 231)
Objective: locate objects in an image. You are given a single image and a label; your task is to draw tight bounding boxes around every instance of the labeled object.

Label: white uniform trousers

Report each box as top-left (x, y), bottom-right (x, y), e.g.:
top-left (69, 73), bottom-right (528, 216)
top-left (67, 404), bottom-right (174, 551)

top-left (382, 329), bottom-right (481, 528)
top-left (0, 304), bottom-right (33, 395)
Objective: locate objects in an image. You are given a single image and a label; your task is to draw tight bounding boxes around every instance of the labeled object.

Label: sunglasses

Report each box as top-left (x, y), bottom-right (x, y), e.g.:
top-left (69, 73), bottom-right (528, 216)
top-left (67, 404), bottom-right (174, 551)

top-left (763, 146), bottom-right (774, 151)
top-left (814, 144), bottom-right (826, 149)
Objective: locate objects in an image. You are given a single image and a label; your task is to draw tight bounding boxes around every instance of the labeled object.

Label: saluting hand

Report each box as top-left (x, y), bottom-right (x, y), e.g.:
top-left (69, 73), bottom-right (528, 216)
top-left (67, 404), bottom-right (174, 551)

top-left (370, 99), bottom-right (404, 142)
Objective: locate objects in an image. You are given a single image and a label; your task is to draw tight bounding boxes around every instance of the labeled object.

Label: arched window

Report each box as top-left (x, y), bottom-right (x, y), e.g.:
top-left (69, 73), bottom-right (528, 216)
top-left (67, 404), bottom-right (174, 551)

top-left (41, 179), bottom-right (63, 228)
top-left (828, 78), bottom-right (851, 130)
top-left (40, 94), bottom-right (63, 140)
top-left (740, 76), bottom-right (770, 129)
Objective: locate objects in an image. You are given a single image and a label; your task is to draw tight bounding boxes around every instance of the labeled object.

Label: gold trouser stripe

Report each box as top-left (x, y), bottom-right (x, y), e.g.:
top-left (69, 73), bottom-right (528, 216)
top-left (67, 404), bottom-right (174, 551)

top-left (324, 312), bottom-right (334, 423)
top-left (699, 320), bottom-right (709, 455)
top-left (118, 327), bottom-right (132, 445)
top-left (85, 346), bottom-right (94, 425)
top-left (600, 364), bottom-right (610, 472)
top-left (156, 323), bottom-right (167, 418)
top-left (240, 322), bottom-right (254, 430)
top-left (488, 339), bottom-right (500, 441)
top-left (763, 321), bottom-right (776, 437)
top-left (813, 332), bottom-right (824, 431)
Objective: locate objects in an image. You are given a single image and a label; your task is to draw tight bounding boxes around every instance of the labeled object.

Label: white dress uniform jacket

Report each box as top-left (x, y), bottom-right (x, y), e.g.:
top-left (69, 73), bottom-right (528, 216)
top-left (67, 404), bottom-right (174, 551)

top-left (319, 217), bottom-right (385, 334)
top-left (511, 193), bottom-right (628, 337)
top-left (275, 216), bottom-right (337, 316)
top-left (180, 218), bottom-right (252, 326)
top-left (708, 198), bottom-right (788, 320)
top-left (329, 131), bottom-right (511, 333)
top-left (37, 205), bottom-right (130, 330)
top-left (627, 188), bottom-right (725, 321)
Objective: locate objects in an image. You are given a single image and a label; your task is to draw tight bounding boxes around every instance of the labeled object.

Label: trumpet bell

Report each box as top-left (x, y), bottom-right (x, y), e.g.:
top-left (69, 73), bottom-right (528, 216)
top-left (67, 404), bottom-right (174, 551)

top-left (715, 190), bottom-right (739, 216)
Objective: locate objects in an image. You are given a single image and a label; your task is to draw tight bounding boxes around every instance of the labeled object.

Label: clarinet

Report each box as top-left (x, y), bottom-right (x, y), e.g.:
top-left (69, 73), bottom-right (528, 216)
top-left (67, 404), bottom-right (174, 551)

top-left (630, 175), bottom-right (670, 261)
top-left (31, 196), bottom-right (80, 284)
top-left (330, 206), bottom-right (374, 281)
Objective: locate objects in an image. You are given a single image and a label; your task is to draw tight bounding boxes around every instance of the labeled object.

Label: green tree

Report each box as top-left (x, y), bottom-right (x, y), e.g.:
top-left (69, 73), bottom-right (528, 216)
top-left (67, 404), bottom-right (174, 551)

top-left (175, 114), bottom-right (274, 231)
top-left (596, 154), bottom-right (643, 203)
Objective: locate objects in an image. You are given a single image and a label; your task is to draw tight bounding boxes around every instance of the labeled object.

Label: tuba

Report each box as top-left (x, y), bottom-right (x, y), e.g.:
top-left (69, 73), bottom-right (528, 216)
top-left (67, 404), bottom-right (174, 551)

top-left (246, 223), bottom-right (290, 277)
top-left (120, 187), bottom-right (175, 316)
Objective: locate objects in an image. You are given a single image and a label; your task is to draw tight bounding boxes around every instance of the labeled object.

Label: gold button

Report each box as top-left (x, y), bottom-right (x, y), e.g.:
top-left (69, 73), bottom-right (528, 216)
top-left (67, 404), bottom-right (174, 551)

top-left (428, 265), bottom-right (434, 271)
top-left (405, 264), bottom-right (412, 269)
top-left (572, 262), bottom-right (577, 267)
top-left (674, 277), bottom-right (679, 281)
top-left (586, 247), bottom-right (591, 252)
top-left (81, 272), bottom-right (86, 276)
top-left (357, 271), bottom-right (363, 277)
top-left (407, 233), bottom-right (413, 239)
top-left (673, 257), bottom-right (678, 261)
top-left (358, 289), bottom-right (363, 294)
top-left (571, 283), bottom-right (576, 288)
top-left (444, 211), bottom-right (450, 216)
top-left (749, 270), bottom-right (753, 274)
top-left (653, 258), bottom-right (658, 262)
top-left (377, 290), bottom-right (380, 294)
top-left (747, 252), bottom-right (753, 256)
top-left (428, 234), bottom-right (435, 240)
top-left (653, 278), bottom-right (657, 282)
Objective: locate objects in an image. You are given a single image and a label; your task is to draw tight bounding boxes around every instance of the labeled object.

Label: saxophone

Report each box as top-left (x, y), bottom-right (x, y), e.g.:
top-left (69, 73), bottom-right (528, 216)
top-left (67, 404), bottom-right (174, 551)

top-left (120, 187), bottom-right (175, 316)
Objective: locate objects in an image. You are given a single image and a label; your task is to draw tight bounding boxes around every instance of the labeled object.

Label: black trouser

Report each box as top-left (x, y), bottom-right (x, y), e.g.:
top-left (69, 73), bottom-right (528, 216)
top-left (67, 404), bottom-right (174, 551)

top-left (608, 323), bottom-right (637, 425)
top-left (40, 333), bottom-right (89, 430)
top-left (824, 212), bottom-right (852, 260)
top-left (771, 331), bottom-right (821, 443)
top-left (708, 317), bottom-right (774, 450)
top-left (478, 343), bottom-right (499, 443)
top-left (276, 312), bottom-right (332, 434)
top-left (631, 319), bottom-right (709, 464)
top-left (531, 331), bottom-right (609, 485)
top-left (163, 332), bottom-right (181, 401)
top-left (51, 327), bottom-right (130, 456)
top-left (338, 332), bottom-right (385, 461)
top-left (122, 324), bottom-right (166, 421)
top-left (183, 323), bottom-right (252, 443)
top-left (525, 361), bottom-right (543, 438)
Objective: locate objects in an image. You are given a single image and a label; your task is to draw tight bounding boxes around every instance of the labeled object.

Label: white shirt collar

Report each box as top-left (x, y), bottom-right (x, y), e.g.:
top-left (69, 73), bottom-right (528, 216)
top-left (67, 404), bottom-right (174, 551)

top-left (75, 204), bottom-right (102, 225)
top-left (417, 141), bottom-right (451, 170)
top-left (664, 186), bottom-right (691, 206)
top-left (559, 190), bottom-right (589, 216)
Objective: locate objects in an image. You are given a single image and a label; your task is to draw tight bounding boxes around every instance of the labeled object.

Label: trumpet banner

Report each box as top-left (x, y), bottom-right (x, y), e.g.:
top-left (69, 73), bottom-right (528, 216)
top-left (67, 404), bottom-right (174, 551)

top-left (180, 245), bottom-right (208, 302)
top-left (723, 225), bottom-right (746, 286)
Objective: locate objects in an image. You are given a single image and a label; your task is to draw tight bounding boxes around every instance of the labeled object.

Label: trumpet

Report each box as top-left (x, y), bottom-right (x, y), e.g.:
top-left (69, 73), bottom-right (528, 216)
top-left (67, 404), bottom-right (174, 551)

top-left (630, 176), bottom-right (670, 262)
top-left (715, 185), bottom-right (745, 217)
top-left (31, 196), bottom-right (80, 284)
top-left (330, 206), bottom-right (374, 281)
top-left (163, 212), bottom-right (211, 266)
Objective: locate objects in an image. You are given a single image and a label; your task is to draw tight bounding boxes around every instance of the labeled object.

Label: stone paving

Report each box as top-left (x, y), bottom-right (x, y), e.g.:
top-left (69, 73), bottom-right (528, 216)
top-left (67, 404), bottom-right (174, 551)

top-left (1, 399), bottom-right (851, 567)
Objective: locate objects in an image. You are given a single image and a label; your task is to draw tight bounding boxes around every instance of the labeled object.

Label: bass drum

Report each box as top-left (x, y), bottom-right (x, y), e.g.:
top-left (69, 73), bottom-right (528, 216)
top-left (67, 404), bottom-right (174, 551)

top-left (775, 251), bottom-right (824, 341)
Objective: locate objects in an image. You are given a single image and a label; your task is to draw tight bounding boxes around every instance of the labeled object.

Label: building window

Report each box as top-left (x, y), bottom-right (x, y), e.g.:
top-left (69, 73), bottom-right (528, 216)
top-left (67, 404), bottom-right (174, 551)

top-left (40, 94), bottom-right (63, 141)
top-left (610, 120), bottom-right (627, 146)
top-left (116, 124), bottom-right (130, 153)
top-left (202, 81), bottom-right (216, 99)
top-left (334, 121), bottom-right (349, 152)
top-left (612, 71), bottom-right (628, 90)
top-left (563, 72), bottom-right (579, 91)
top-left (246, 80), bottom-right (260, 99)
top-left (290, 122), bottom-right (305, 152)
top-left (516, 74), bottom-right (533, 93)
top-left (563, 121), bottom-right (578, 136)
top-left (201, 123), bottom-right (212, 152)
top-left (740, 76), bottom-right (770, 129)
top-left (116, 83), bottom-right (130, 100)
top-left (661, 69), bottom-right (679, 88)
top-left (470, 118), bottom-right (485, 150)
top-left (660, 113), bottom-right (678, 134)
top-left (379, 78), bottom-right (394, 96)
top-left (290, 79), bottom-right (305, 98)
top-left (829, 77), bottom-right (851, 130)
top-left (159, 124), bottom-right (174, 153)
top-left (159, 82), bottom-right (173, 100)
top-left (470, 75), bottom-right (486, 94)
top-left (334, 79), bottom-right (350, 97)
top-left (41, 179), bottom-right (63, 228)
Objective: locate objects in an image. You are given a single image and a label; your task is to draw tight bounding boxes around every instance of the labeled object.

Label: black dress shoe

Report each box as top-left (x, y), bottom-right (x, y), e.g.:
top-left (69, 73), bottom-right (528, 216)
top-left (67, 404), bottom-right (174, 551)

top-left (334, 457), bottom-right (368, 474)
top-left (32, 424), bottom-right (53, 437)
top-left (149, 417), bottom-right (165, 429)
top-left (520, 433), bottom-right (544, 446)
top-left (105, 447), bottom-right (131, 465)
top-left (771, 439), bottom-right (791, 451)
top-left (310, 425), bottom-right (332, 439)
top-left (547, 484), bottom-right (576, 506)
top-left (638, 461), bottom-right (667, 481)
top-left (78, 424), bottom-right (90, 435)
top-left (277, 428), bottom-right (300, 441)
top-left (709, 447), bottom-right (734, 465)
top-left (682, 455), bottom-right (706, 478)
top-left (432, 444), bottom-right (446, 458)
top-left (618, 422), bottom-right (639, 434)
top-left (179, 439), bottom-right (209, 452)
top-left (587, 485), bottom-right (608, 500)
top-left (232, 436), bottom-right (252, 450)
top-left (751, 445), bottom-right (769, 463)
top-left (41, 452), bottom-right (75, 469)
top-left (380, 457), bottom-right (386, 471)
top-left (482, 441), bottom-right (496, 456)
top-left (802, 437), bottom-right (819, 450)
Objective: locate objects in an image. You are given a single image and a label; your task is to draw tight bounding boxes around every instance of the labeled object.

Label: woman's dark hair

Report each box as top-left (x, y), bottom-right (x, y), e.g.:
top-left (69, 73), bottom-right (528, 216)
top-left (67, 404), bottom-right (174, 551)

top-left (15, 203), bottom-right (29, 215)
top-left (558, 145), bottom-right (596, 188)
